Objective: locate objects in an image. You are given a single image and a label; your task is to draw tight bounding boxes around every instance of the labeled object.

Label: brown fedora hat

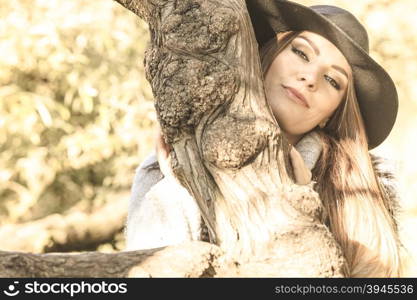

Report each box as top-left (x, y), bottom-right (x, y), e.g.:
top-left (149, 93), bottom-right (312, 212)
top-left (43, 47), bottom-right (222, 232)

top-left (246, 0), bottom-right (398, 149)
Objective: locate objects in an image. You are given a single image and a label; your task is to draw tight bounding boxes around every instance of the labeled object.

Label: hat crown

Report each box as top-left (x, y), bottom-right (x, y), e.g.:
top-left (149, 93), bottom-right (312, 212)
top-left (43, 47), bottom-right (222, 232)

top-left (311, 5), bottom-right (369, 53)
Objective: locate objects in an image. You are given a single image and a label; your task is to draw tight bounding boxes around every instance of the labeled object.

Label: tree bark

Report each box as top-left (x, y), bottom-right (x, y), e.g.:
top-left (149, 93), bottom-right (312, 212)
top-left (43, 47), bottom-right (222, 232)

top-left (0, 241), bottom-right (222, 277)
top-left (0, 0), bottom-right (348, 277)
top-left (114, 0), bottom-right (347, 277)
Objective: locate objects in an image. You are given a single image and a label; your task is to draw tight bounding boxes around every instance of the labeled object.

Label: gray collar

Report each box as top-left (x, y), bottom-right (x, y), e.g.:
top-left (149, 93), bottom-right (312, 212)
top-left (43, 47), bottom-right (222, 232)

top-left (295, 131), bottom-right (323, 171)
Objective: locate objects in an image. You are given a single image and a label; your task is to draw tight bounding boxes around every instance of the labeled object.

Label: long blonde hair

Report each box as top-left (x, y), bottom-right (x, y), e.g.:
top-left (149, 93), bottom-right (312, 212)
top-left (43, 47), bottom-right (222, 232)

top-left (261, 31), bottom-right (402, 277)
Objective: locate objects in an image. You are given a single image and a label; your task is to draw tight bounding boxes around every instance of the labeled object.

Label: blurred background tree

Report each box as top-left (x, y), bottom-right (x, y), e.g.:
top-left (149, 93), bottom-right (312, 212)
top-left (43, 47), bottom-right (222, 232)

top-left (0, 0), bottom-right (415, 275)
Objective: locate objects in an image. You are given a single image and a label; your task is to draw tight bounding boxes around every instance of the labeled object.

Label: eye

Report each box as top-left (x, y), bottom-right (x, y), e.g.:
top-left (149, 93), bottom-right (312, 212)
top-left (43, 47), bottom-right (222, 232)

top-left (324, 75), bottom-right (341, 90)
top-left (291, 46), bottom-right (309, 62)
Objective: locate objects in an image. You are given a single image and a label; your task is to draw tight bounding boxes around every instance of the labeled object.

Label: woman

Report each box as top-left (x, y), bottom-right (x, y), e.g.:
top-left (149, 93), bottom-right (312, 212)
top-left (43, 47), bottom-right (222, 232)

top-left (125, 1), bottom-right (402, 277)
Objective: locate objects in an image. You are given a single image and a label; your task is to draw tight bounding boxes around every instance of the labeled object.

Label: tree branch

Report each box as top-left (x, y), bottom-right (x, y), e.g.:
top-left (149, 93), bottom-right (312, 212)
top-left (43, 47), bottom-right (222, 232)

top-left (0, 241), bottom-right (222, 277)
top-left (0, 194), bottom-right (128, 253)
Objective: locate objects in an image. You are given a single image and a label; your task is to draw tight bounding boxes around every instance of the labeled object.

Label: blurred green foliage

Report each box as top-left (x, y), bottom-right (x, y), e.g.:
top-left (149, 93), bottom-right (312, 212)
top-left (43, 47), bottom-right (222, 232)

top-left (0, 0), bottom-right (154, 224)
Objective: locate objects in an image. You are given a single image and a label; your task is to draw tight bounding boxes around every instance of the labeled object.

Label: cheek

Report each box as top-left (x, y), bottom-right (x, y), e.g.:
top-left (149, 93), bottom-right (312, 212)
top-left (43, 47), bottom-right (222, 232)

top-left (266, 50), bottom-right (296, 81)
top-left (317, 92), bottom-right (344, 119)
top-left (265, 87), bottom-right (284, 120)
top-left (268, 97), bottom-right (316, 133)
top-left (264, 56), bottom-right (294, 109)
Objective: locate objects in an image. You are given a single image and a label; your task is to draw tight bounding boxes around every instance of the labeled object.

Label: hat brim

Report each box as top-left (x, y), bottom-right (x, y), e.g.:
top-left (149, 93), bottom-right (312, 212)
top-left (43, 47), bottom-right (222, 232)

top-left (246, 0), bottom-right (398, 149)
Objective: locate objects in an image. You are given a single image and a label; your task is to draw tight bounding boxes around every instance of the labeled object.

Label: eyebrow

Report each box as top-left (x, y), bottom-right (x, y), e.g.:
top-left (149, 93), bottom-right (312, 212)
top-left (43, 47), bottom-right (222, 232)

top-left (297, 35), bottom-right (349, 79)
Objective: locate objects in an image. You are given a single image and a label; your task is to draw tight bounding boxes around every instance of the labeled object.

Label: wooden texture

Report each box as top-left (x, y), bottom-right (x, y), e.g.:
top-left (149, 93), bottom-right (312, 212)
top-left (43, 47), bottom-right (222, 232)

top-left (0, 241), bottom-right (222, 277)
top-left (114, 0), bottom-right (347, 276)
top-left (0, 0), bottom-right (347, 277)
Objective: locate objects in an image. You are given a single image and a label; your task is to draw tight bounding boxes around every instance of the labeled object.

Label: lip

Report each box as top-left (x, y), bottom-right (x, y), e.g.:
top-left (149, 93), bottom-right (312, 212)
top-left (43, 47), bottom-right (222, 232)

top-left (282, 85), bottom-right (310, 108)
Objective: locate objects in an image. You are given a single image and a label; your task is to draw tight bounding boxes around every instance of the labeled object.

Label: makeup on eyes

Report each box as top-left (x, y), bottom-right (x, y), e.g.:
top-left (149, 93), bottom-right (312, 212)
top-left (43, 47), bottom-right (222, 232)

top-left (291, 38), bottom-right (346, 91)
top-left (291, 39), bottom-right (313, 59)
top-left (295, 36), bottom-right (349, 78)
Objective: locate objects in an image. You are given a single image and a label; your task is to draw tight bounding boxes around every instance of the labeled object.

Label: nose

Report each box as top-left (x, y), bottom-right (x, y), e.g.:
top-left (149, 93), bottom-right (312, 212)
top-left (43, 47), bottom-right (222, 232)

top-left (297, 69), bottom-right (318, 91)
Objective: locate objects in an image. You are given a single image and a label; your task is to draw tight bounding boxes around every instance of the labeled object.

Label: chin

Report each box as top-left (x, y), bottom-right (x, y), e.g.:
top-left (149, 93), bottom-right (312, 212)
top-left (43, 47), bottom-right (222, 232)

top-left (281, 124), bottom-right (308, 136)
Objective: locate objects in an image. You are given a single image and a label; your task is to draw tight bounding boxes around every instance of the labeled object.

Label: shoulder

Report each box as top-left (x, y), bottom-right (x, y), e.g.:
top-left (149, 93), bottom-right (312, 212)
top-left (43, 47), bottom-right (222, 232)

top-left (125, 152), bottom-right (202, 250)
top-left (130, 152), bottom-right (164, 203)
top-left (370, 153), bottom-right (398, 181)
top-left (369, 153), bottom-right (402, 229)
top-left (138, 151), bottom-right (160, 171)
top-left (370, 153), bottom-right (400, 200)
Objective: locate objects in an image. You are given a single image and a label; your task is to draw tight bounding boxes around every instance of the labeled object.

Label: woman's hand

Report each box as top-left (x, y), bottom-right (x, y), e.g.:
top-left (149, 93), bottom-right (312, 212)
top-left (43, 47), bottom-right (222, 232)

top-left (290, 146), bottom-right (312, 185)
top-left (155, 125), bottom-right (173, 177)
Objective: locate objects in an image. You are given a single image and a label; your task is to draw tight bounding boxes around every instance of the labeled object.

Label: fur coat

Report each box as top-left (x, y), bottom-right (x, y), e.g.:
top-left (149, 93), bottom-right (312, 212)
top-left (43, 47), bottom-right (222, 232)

top-left (124, 131), bottom-right (401, 251)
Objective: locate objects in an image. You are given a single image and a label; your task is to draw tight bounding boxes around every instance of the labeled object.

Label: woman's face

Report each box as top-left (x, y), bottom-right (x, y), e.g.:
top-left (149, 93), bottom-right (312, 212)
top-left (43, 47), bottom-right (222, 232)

top-left (264, 31), bottom-right (352, 144)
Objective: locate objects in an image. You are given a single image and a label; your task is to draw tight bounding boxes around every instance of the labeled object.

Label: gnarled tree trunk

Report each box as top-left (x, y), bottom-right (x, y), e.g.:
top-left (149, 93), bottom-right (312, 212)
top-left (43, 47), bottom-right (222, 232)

top-left (0, 0), bottom-right (347, 277)
top-left (115, 0), bottom-right (347, 277)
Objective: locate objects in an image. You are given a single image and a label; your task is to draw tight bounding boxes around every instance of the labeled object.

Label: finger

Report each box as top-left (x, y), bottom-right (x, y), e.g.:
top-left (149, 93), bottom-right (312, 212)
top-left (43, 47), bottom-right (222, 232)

top-left (156, 133), bottom-right (168, 159)
top-left (155, 125), bottom-right (170, 159)
top-left (156, 137), bottom-right (174, 177)
top-left (154, 124), bottom-right (174, 177)
top-left (159, 151), bottom-right (173, 178)
top-left (290, 147), bottom-right (312, 185)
